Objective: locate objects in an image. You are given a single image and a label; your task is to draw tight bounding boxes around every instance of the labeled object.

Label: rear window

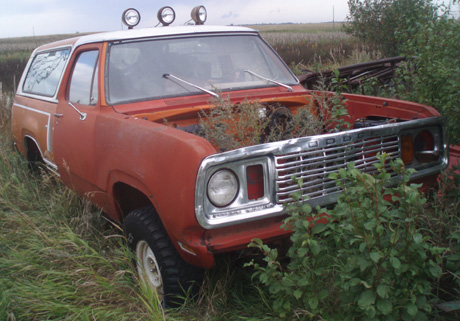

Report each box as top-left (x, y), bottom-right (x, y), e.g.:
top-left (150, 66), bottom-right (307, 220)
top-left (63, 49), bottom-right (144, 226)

top-left (23, 48), bottom-right (71, 97)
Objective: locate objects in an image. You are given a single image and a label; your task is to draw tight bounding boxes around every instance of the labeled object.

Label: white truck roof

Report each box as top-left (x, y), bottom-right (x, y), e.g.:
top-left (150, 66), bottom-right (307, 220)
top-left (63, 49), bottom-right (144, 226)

top-left (33, 25), bottom-right (258, 53)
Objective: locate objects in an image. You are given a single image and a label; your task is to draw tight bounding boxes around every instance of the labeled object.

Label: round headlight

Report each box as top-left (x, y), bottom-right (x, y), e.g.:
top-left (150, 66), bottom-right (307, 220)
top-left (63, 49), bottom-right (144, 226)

top-left (157, 6), bottom-right (176, 26)
top-left (207, 169), bottom-right (238, 207)
top-left (122, 8), bottom-right (141, 29)
top-left (191, 5), bottom-right (207, 25)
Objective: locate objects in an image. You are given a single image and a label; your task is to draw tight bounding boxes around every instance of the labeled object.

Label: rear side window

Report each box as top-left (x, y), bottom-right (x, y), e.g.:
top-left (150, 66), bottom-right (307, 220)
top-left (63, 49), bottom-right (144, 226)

top-left (69, 50), bottom-right (99, 105)
top-left (23, 48), bottom-right (70, 97)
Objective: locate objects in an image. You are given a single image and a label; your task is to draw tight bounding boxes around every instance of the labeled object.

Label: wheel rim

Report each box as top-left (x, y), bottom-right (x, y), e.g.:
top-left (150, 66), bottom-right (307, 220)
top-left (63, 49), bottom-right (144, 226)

top-left (136, 240), bottom-right (164, 301)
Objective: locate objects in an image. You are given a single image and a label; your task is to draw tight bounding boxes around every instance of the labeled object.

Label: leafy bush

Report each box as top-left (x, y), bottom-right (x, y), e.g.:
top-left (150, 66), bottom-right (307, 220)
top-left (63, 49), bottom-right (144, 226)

top-left (345, 0), bottom-right (439, 57)
top-left (345, 0), bottom-right (460, 143)
top-left (247, 154), bottom-right (445, 320)
top-left (423, 165), bottom-right (460, 309)
top-left (395, 16), bottom-right (460, 144)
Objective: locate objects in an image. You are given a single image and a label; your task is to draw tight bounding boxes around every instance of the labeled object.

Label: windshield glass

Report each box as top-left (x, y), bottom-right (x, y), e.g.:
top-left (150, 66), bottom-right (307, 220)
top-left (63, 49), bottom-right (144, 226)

top-left (106, 34), bottom-right (297, 104)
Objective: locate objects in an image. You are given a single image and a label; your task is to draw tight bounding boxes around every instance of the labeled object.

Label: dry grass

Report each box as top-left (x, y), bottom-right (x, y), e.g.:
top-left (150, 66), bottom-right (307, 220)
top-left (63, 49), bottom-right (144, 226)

top-left (0, 33), bottom-right (92, 52)
top-left (0, 91), bottom-right (164, 320)
top-left (250, 22), bottom-right (346, 33)
top-left (199, 97), bottom-right (323, 152)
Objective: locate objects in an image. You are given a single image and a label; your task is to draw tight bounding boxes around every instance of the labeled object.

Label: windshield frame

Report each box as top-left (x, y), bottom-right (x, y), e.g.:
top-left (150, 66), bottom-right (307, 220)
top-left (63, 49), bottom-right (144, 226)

top-left (104, 32), bottom-right (299, 105)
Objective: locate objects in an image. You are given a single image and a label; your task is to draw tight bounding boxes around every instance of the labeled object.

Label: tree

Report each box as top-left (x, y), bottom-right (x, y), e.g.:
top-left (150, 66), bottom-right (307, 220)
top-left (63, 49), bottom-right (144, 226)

top-left (396, 15), bottom-right (460, 144)
top-left (345, 0), bottom-right (438, 57)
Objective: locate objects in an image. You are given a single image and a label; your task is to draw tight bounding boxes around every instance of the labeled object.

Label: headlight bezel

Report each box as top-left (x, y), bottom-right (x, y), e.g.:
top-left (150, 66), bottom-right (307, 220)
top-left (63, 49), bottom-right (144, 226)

top-left (196, 155), bottom-right (278, 229)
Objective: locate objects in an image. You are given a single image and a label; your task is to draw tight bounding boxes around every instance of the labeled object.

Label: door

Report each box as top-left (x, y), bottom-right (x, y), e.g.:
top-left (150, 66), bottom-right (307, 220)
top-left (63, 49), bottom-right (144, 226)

top-left (53, 46), bottom-right (102, 194)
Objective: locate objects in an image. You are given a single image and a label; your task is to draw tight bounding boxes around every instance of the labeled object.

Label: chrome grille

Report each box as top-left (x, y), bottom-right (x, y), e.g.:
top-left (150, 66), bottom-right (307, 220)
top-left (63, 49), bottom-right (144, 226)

top-left (275, 134), bottom-right (400, 204)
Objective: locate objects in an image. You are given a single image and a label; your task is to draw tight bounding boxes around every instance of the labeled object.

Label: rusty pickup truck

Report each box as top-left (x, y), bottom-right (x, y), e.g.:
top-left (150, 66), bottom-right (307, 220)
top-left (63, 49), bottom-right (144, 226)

top-left (11, 6), bottom-right (449, 306)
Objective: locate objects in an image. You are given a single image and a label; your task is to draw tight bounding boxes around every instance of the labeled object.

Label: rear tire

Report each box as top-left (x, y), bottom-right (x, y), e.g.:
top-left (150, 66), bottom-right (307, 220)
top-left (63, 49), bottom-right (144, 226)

top-left (123, 206), bottom-right (203, 307)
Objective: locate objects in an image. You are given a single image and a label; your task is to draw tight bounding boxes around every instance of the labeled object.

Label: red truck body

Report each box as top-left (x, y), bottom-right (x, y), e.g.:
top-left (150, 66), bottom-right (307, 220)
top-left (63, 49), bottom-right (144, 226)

top-left (11, 23), bottom-right (449, 305)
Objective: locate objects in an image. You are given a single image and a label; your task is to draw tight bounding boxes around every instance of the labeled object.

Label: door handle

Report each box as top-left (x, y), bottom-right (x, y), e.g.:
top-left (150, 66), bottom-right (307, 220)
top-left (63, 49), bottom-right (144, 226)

top-left (54, 113), bottom-right (64, 118)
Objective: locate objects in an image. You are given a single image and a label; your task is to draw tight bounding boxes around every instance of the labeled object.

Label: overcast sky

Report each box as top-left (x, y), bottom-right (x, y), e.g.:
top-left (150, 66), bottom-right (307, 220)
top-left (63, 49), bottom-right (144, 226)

top-left (1, 0), bottom-right (351, 38)
top-left (2, 0), bottom-right (457, 39)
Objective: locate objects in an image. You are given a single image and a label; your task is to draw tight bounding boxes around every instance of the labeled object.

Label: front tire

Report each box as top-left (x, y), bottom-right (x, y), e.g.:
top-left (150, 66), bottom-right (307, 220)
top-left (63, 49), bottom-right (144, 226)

top-left (123, 206), bottom-right (204, 307)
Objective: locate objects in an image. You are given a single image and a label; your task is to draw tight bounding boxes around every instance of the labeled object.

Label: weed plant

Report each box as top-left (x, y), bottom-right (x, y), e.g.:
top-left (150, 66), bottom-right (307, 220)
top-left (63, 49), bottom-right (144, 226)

top-left (247, 154), bottom-right (457, 320)
top-left (199, 97), bottom-right (323, 152)
top-left (421, 165), bottom-right (460, 315)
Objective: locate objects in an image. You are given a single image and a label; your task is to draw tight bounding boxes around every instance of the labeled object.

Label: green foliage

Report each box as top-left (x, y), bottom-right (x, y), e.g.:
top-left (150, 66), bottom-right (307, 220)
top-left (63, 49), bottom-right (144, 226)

top-left (247, 154), bottom-right (445, 320)
top-left (422, 164), bottom-right (460, 305)
top-left (395, 17), bottom-right (460, 144)
top-left (345, 0), bottom-right (439, 57)
top-left (314, 69), bottom-right (352, 132)
top-left (346, 0), bottom-right (460, 143)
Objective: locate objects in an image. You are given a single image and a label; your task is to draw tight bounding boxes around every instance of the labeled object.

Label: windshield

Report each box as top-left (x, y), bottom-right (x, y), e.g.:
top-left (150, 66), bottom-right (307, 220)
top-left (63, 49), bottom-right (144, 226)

top-left (106, 34), bottom-right (298, 104)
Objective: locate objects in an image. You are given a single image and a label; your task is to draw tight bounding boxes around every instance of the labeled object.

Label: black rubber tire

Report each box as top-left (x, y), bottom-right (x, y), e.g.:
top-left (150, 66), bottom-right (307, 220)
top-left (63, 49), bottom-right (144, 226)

top-left (123, 206), bottom-right (204, 307)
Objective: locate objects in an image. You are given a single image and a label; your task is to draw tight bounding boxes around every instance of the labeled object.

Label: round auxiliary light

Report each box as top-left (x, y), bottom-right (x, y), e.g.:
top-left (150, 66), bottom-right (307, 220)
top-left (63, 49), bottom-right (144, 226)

top-left (191, 5), bottom-right (207, 25)
top-left (122, 8), bottom-right (141, 29)
top-left (157, 6), bottom-right (176, 26)
top-left (207, 169), bottom-right (239, 207)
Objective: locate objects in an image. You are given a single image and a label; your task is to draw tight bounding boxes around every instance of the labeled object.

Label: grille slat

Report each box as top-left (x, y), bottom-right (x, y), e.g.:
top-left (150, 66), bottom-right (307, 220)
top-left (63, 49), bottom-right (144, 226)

top-left (275, 134), bottom-right (400, 204)
top-left (276, 149), bottom-right (399, 183)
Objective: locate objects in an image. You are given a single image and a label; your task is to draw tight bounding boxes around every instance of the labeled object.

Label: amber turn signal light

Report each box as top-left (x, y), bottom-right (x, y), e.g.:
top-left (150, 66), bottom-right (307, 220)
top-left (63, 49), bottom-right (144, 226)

top-left (401, 135), bottom-right (414, 165)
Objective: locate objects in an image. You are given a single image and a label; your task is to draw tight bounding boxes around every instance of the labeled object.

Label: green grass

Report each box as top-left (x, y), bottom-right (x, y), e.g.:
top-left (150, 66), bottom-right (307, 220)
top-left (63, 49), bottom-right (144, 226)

top-left (0, 94), bottom-right (164, 320)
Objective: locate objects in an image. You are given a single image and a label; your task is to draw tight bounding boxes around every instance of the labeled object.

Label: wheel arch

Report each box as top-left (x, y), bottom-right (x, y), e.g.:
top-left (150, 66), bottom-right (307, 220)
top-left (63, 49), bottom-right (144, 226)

top-left (24, 135), bottom-right (44, 163)
top-left (112, 181), bottom-right (156, 222)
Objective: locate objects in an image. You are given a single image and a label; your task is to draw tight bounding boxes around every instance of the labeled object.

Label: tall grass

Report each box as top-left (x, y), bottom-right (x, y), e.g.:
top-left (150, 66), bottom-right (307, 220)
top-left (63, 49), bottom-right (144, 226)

top-left (0, 93), bottom-right (164, 320)
top-left (256, 23), bottom-right (375, 71)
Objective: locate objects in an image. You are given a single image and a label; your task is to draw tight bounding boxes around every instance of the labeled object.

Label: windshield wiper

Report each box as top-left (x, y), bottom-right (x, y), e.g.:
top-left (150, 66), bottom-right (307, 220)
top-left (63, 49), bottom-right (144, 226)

top-left (244, 70), bottom-right (293, 92)
top-left (163, 73), bottom-right (219, 98)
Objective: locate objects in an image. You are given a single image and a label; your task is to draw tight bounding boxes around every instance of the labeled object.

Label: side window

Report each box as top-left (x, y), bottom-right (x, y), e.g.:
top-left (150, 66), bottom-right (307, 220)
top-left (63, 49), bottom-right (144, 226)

top-left (23, 48), bottom-right (70, 97)
top-left (69, 50), bottom-right (99, 105)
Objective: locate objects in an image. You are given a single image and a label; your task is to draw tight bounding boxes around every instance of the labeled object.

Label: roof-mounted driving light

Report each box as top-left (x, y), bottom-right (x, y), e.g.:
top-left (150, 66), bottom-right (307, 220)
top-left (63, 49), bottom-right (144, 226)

top-left (122, 8), bottom-right (141, 29)
top-left (157, 6), bottom-right (176, 26)
top-left (191, 5), bottom-right (207, 25)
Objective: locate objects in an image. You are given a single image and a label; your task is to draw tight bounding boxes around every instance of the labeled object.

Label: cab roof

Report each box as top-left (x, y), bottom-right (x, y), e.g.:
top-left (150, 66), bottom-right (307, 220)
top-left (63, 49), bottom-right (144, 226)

top-left (33, 25), bottom-right (258, 53)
